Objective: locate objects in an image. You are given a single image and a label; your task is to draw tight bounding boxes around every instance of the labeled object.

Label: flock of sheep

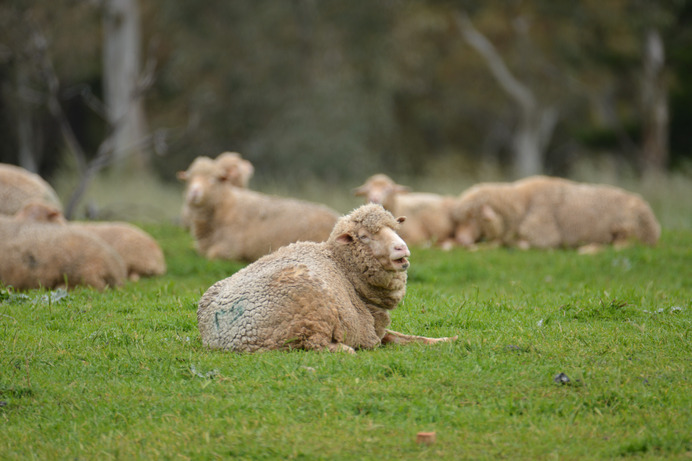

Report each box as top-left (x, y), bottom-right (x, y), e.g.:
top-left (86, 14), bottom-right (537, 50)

top-left (0, 153), bottom-right (661, 354)
top-left (0, 163), bottom-right (165, 290)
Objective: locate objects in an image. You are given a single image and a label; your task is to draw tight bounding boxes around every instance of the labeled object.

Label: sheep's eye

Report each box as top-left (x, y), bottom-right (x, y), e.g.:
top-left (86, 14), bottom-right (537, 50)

top-left (358, 233), bottom-right (370, 243)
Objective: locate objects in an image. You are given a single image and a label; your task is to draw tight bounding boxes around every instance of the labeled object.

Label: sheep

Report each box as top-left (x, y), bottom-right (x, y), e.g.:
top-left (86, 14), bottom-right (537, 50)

top-left (452, 175), bottom-right (661, 250)
top-left (214, 151), bottom-right (254, 188)
top-left (0, 212), bottom-right (127, 291)
top-left (177, 152), bottom-right (254, 229)
top-left (354, 174), bottom-right (458, 248)
top-left (197, 203), bottom-right (457, 353)
top-left (178, 157), bottom-right (340, 262)
top-left (0, 163), bottom-right (63, 216)
top-left (14, 201), bottom-right (166, 281)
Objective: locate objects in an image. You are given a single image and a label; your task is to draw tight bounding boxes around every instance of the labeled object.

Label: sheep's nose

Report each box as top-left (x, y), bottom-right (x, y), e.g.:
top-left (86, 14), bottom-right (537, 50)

top-left (394, 242), bottom-right (410, 258)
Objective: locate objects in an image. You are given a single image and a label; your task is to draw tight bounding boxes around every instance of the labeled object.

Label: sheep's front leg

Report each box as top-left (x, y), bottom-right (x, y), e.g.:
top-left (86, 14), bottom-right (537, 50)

top-left (381, 329), bottom-right (458, 346)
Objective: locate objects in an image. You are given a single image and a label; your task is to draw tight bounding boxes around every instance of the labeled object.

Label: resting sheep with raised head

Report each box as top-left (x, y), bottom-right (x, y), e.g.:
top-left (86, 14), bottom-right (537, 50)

top-left (354, 174), bottom-right (457, 248)
top-left (0, 208), bottom-right (127, 290)
top-left (0, 163), bottom-right (63, 216)
top-left (14, 201), bottom-right (166, 281)
top-left (178, 153), bottom-right (254, 229)
top-left (197, 203), bottom-right (457, 353)
top-left (452, 175), bottom-right (661, 250)
top-left (178, 157), bottom-right (339, 262)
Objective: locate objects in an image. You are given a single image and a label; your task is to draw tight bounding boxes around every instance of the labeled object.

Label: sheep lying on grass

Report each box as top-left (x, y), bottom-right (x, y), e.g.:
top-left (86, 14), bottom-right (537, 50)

top-left (15, 201), bottom-right (166, 281)
top-left (198, 204), bottom-right (457, 353)
top-left (453, 175), bottom-right (661, 250)
top-left (70, 222), bottom-right (166, 280)
top-left (354, 174), bottom-right (457, 248)
top-left (0, 163), bottom-right (62, 215)
top-left (178, 153), bottom-right (254, 229)
top-left (0, 211), bottom-right (127, 290)
top-left (178, 157), bottom-right (339, 262)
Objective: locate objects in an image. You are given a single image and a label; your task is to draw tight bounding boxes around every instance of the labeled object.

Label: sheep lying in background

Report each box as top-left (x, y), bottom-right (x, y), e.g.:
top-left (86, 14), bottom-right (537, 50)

top-left (453, 175), bottom-right (661, 250)
top-left (178, 157), bottom-right (339, 262)
top-left (178, 152), bottom-right (254, 229)
top-left (15, 201), bottom-right (166, 281)
top-left (354, 174), bottom-right (457, 248)
top-left (0, 212), bottom-right (127, 290)
top-left (198, 204), bottom-right (457, 353)
top-left (70, 222), bottom-right (166, 281)
top-left (0, 163), bottom-right (63, 215)
top-left (214, 151), bottom-right (254, 188)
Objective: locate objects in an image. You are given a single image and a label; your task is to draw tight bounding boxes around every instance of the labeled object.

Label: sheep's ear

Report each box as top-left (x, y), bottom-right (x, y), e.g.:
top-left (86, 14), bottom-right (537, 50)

top-left (395, 185), bottom-right (411, 194)
top-left (352, 186), bottom-right (367, 196)
top-left (176, 171), bottom-right (188, 181)
top-left (241, 160), bottom-right (254, 178)
top-left (481, 204), bottom-right (498, 222)
top-left (396, 216), bottom-right (406, 224)
top-left (335, 233), bottom-right (354, 245)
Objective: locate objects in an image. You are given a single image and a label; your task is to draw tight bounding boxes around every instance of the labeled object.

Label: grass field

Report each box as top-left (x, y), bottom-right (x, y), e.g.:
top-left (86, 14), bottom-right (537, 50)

top-left (1, 221), bottom-right (690, 460)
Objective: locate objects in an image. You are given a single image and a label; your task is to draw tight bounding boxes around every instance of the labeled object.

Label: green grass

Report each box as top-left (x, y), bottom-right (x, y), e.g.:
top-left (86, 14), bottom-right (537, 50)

top-left (1, 225), bottom-right (691, 460)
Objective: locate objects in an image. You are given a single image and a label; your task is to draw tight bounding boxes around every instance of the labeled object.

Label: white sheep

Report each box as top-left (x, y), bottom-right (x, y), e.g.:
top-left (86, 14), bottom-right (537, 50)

top-left (0, 163), bottom-right (63, 216)
top-left (177, 153), bottom-right (254, 229)
top-left (197, 203), bottom-right (457, 353)
top-left (14, 201), bottom-right (166, 281)
top-left (354, 174), bottom-right (457, 248)
top-left (0, 211), bottom-right (127, 290)
top-left (453, 175), bottom-right (661, 250)
top-left (178, 157), bottom-right (339, 262)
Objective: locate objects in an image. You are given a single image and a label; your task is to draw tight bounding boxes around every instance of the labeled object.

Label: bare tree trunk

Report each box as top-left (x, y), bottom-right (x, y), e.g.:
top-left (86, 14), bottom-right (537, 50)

top-left (103, 0), bottom-right (148, 171)
top-left (456, 12), bottom-right (557, 178)
top-left (16, 65), bottom-right (39, 173)
top-left (641, 28), bottom-right (669, 174)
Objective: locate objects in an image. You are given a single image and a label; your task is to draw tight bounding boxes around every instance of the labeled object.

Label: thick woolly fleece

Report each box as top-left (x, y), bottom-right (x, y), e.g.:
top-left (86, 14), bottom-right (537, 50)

top-left (71, 222), bottom-right (166, 280)
top-left (453, 175), bottom-right (660, 248)
top-left (0, 216), bottom-right (127, 290)
top-left (0, 163), bottom-right (63, 215)
top-left (197, 204), bottom-right (407, 352)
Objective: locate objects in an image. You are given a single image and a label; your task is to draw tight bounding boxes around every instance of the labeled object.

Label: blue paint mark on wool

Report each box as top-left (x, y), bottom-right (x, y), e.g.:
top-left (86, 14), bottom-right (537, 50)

top-left (214, 298), bottom-right (247, 331)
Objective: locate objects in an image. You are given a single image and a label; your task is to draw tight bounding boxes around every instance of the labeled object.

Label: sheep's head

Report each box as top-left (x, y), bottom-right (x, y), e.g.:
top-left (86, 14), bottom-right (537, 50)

top-left (454, 203), bottom-right (501, 246)
top-left (331, 204), bottom-right (410, 272)
top-left (353, 174), bottom-right (410, 208)
top-left (178, 156), bottom-right (237, 208)
top-left (215, 152), bottom-right (254, 188)
top-left (15, 201), bottom-right (66, 224)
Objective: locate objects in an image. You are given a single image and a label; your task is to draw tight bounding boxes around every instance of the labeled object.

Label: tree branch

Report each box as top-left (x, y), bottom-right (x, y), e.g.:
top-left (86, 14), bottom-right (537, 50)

top-left (455, 11), bottom-right (536, 115)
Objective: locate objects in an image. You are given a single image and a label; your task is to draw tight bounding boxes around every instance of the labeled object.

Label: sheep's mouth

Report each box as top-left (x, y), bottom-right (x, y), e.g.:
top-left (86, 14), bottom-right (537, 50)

top-left (392, 256), bottom-right (409, 270)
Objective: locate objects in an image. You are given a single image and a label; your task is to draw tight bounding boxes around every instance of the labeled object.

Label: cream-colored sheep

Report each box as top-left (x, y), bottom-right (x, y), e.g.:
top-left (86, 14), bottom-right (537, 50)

top-left (214, 152), bottom-right (254, 188)
top-left (197, 204), bottom-right (457, 353)
top-left (0, 213), bottom-right (127, 291)
top-left (178, 158), bottom-right (339, 262)
top-left (354, 174), bottom-right (457, 248)
top-left (177, 153), bottom-right (254, 229)
top-left (453, 175), bottom-right (661, 250)
top-left (14, 201), bottom-right (166, 281)
top-left (0, 163), bottom-right (62, 215)
top-left (70, 222), bottom-right (166, 281)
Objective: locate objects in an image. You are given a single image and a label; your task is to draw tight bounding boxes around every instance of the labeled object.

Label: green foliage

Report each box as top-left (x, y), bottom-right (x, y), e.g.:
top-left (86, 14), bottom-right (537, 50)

top-left (1, 225), bottom-right (690, 459)
top-left (4, 1), bottom-right (692, 182)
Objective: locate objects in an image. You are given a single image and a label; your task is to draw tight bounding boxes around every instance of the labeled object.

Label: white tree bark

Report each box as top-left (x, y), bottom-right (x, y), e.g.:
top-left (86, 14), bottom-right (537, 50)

top-left (456, 12), bottom-right (556, 177)
top-left (102, 0), bottom-right (147, 170)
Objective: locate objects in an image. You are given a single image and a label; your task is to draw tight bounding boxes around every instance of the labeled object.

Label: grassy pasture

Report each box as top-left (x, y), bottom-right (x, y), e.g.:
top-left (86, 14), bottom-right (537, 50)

top-left (1, 222), bottom-right (690, 460)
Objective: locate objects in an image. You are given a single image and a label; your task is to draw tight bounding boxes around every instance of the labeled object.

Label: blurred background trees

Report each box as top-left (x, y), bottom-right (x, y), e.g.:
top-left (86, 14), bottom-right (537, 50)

top-left (1, 0), bottom-right (691, 194)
